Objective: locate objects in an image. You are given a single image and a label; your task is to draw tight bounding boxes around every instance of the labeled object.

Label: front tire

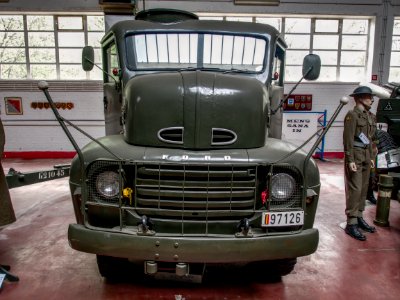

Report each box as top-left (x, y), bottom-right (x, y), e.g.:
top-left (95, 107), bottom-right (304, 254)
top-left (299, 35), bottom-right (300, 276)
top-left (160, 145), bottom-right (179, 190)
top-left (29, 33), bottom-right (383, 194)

top-left (96, 255), bottom-right (130, 280)
top-left (249, 258), bottom-right (297, 278)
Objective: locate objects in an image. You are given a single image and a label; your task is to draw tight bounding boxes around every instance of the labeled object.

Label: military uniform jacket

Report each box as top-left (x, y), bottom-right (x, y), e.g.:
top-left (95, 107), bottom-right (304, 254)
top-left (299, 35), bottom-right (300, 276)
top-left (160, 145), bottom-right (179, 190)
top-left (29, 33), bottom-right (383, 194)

top-left (343, 106), bottom-right (375, 164)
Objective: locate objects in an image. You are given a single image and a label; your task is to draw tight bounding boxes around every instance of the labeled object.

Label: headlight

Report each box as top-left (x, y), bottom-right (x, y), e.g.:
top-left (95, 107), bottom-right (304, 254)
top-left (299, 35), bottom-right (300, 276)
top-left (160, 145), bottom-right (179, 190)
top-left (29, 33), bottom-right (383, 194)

top-left (96, 171), bottom-right (120, 198)
top-left (271, 173), bottom-right (296, 201)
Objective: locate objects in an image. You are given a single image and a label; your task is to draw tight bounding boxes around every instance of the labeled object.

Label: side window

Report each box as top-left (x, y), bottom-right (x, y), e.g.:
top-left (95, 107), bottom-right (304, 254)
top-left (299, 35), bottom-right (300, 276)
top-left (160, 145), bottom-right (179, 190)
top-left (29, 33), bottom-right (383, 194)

top-left (273, 44), bottom-right (285, 86)
top-left (104, 41), bottom-right (119, 83)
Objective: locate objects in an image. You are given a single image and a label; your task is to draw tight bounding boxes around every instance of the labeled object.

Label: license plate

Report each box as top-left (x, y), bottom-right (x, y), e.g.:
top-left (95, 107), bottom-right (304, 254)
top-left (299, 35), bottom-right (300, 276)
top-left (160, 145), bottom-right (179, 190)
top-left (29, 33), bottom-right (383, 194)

top-left (262, 211), bottom-right (304, 227)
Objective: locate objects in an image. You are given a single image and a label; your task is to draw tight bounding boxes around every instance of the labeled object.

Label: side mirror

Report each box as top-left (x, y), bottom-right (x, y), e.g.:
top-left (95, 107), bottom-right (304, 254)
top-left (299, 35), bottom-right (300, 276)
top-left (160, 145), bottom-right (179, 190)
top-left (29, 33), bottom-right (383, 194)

top-left (82, 46), bottom-right (95, 71)
top-left (302, 54), bottom-right (321, 81)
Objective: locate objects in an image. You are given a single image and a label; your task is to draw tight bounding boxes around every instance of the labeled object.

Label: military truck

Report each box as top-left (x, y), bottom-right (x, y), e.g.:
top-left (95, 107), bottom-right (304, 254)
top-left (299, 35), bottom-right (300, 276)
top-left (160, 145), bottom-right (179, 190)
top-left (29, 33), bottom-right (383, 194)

top-left (44, 9), bottom-right (328, 280)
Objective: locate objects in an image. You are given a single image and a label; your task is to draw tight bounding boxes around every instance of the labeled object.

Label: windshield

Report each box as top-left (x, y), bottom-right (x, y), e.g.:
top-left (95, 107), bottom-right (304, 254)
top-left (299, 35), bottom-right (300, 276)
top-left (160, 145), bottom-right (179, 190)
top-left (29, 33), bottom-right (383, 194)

top-left (126, 32), bottom-right (268, 73)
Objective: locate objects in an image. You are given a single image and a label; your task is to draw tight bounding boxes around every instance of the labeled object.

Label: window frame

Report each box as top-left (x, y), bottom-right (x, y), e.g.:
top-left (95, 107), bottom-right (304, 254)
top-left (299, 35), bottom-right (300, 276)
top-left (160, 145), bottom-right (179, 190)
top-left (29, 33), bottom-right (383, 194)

top-left (0, 13), bottom-right (104, 80)
top-left (198, 14), bottom-right (372, 83)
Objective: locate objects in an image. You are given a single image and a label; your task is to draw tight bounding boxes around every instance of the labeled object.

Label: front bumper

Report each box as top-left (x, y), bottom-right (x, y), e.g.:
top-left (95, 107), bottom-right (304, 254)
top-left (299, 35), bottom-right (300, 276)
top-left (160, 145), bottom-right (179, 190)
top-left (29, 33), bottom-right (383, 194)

top-left (68, 224), bottom-right (319, 263)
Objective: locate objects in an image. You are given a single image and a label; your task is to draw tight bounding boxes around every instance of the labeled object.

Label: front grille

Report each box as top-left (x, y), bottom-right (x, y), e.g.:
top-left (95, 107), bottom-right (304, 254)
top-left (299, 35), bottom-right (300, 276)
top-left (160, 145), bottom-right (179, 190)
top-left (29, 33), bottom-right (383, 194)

top-left (135, 163), bottom-right (257, 220)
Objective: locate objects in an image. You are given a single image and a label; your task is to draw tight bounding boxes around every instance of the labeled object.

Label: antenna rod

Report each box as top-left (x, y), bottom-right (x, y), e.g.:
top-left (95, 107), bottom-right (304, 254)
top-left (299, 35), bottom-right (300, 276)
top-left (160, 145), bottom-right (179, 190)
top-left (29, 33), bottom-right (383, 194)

top-left (38, 81), bottom-right (85, 172)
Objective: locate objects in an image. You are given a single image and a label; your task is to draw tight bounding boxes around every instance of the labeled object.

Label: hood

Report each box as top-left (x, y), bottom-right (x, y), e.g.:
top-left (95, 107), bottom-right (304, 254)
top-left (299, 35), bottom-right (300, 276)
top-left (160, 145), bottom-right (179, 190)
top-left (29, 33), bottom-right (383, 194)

top-left (123, 71), bottom-right (269, 149)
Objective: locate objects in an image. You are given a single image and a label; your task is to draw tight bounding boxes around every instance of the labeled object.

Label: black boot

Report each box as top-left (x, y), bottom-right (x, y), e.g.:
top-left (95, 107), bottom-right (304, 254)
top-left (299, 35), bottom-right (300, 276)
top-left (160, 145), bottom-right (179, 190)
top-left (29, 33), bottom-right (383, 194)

top-left (367, 186), bottom-right (377, 204)
top-left (357, 217), bottom-right (376, 233)
top-left (345, 224), bottom-right (366, 241)
top-left (367, 192), bottom-right (377, 204)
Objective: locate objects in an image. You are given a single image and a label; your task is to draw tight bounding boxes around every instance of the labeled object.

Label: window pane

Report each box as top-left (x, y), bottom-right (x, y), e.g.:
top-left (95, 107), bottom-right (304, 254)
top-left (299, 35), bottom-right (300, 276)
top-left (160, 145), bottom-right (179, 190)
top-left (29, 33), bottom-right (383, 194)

top-left (0, 32), bottom-right (25, 47)
top-left (0, 16), bottom-right (23, 31)
top-left (341, 51), bottom-right (366, 66)
top-left (28, 32), bottom-right (55, 47)
top-left (226, 17), bottom-right (252, 22)
top-left (391, 52), bottom-right (400, 66)
top-left (58, 16), bottom-right (83, 30)
top-left (286, 50), bottom-right (309, 65)
top-left (285, 34), bottom-right (310, 49)
top-left (58, 32), bottom-right (85, 47)
top-left (94, 48), bottom-right (102, 64)
top-left (393, 19), bottom-right (400, 35)
top-left (0, 64), bottom-right (27, 79)
top-left (59, 48), bottom-right (81, 63)
top-left (60, 64), bottom-right (86, 79)
top-left (285, 18), bottom-right (311, 33)
top-left (315, 20), bottom-right (339, 33)
top-left (313, 35), bottom-right (339, 49)
top-left (342, 19), bottom-right (368, 34)
top-left (178, 34), bottom-right (190, 63)
top-left (256, 17), bottom-right (281, 32)
top-left (29, 48), bottom-right (56, 63)
top-left (339, 67), bottom-right (365, 82)
top-left (0, 48), bottom-right (26, 63)
top-left (88, 32), bottom-right (103, 47)
top-left (317, 66), bottom-right (336, 81)
top-left (89, 67), bottom-right (103, 80)
top-left (87, 16), bottom-right (104, 31)
top-left (285, 66), bottom-right (302, 81)
top-left (27, 16), bottom-right (54, 31)
top-left (392, 36), bottom-right (400, 51)
top-left (31, 64), bottom-right (57, 79)
top-left (313, 51), bottom-right (337, 65)
top-left (342, 35), bottom-right (367, 50)
top-left (389, 67), bottom-right (400, 82)
top-left (232, 36), bottom-right (244, 64)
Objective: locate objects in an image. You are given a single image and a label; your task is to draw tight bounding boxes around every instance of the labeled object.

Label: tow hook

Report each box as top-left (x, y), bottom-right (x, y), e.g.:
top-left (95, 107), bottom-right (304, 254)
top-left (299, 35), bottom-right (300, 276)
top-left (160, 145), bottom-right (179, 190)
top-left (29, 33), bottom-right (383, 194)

top-left (137, 215), bottom-right (155, 236)
top-left (235, 218), bottom-right (253, 237)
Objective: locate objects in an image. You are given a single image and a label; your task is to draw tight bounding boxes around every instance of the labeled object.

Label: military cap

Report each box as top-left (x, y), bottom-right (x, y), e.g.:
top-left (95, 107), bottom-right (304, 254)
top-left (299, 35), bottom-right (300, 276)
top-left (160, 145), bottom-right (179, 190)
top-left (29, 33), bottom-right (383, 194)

top-left (349, 86), bottom-right (375, 97)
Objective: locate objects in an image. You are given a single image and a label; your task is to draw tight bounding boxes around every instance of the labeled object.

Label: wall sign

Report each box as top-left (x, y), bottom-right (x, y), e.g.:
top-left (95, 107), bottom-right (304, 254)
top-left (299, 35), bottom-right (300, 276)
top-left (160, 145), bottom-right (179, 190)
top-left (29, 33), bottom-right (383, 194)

top-left (4, 97), bottom-right (23, 115)
top-left (283, 94), bottom-right (312, 111)
top-left (282, 113), bottom-right (319, 153)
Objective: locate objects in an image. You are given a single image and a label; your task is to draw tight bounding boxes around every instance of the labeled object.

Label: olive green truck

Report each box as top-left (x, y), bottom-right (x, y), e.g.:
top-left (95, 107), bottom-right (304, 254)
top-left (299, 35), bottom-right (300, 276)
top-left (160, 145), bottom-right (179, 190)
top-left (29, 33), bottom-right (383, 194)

top-left (41, 9), bottom-right (330, 280)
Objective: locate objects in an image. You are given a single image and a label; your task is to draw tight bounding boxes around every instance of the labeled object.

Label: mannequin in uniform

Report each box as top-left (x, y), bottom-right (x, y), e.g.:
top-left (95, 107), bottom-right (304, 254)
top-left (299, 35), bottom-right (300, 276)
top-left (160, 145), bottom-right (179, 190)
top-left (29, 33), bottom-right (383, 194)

top-left (343, 86), bottom-right (376, 241)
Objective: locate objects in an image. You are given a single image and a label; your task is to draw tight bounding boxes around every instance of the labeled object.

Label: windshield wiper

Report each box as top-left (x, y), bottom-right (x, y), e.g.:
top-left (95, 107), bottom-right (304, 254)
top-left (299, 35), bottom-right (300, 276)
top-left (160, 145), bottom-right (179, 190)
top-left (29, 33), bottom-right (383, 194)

top-left (177, 67), bottom-right (254, 73)
top-left (222, 68), bottom-right (254, 74)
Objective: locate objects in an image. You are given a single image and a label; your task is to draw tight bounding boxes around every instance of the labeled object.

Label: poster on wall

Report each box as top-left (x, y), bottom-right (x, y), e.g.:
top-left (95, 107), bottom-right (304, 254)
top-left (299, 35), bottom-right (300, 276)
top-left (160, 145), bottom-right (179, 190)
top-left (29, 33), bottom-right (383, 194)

top-left (281, 113), bottom-right (319, 153)
top-left (4, 97), bottom-right (23, 115)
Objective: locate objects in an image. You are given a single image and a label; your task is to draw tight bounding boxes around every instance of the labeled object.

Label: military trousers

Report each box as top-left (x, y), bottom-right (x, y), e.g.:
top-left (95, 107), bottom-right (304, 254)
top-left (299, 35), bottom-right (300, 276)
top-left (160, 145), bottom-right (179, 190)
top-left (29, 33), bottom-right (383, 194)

top-left (344, 147), bottom-right (371, 225)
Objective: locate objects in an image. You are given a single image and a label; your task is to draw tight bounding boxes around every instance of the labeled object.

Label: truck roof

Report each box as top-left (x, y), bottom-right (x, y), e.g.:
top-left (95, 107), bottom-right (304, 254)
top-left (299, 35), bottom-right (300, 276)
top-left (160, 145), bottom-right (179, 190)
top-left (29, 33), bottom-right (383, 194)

top-left (104, 19), bottom-right (284, 47)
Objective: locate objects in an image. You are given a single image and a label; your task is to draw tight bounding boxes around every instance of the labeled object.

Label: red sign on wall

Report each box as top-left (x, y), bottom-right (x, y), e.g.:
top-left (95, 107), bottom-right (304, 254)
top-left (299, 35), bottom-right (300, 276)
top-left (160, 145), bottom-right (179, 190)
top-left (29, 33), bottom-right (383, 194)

top-left (4, 97), bottom-right (23, 115)
top-left (283, 94), bottom-right (312, 111)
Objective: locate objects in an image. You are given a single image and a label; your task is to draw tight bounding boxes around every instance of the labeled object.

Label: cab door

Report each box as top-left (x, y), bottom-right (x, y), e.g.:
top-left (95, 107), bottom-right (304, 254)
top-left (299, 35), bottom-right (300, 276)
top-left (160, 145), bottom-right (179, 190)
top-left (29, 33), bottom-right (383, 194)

top-left (269, 43), bottom-right (285, 139)
top-left (103, 39), bottom-right (122, 135)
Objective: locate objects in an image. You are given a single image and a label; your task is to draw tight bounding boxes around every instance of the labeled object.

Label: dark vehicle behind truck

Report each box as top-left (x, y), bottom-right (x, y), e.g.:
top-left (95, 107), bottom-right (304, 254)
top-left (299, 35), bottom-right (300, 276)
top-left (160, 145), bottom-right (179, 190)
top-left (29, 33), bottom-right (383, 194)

top-left (44, 9), bottom-right (330, 280)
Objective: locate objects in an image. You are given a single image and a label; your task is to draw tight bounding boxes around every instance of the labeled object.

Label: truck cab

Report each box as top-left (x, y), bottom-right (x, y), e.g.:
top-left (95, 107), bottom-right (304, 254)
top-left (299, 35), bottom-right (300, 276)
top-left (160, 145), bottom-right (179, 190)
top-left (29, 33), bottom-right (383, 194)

top-left (68, 9), bottom-right (321, 280)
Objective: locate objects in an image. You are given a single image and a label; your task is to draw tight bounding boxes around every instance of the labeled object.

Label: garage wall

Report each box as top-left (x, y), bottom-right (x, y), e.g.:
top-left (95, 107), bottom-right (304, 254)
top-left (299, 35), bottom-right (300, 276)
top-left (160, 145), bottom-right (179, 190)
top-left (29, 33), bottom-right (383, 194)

top-left (0, 0), bottom-right (399, 158)
top-left (0, 81), bottom-right (104, 157)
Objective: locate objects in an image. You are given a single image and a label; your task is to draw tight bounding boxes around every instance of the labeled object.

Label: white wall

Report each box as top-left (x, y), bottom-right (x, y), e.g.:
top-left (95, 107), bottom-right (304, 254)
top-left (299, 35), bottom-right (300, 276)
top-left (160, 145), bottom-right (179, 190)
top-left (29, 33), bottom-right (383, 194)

top-left (0, 82), bottom-right (105, 153)
top-left (0, 0), bottom-right (399, 156)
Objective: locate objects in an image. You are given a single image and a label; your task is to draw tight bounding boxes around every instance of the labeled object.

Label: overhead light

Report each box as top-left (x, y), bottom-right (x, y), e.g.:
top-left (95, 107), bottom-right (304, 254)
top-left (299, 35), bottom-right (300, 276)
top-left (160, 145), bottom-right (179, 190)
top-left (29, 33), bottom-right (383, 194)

top-left (234, 0), bottom-right (280, 5)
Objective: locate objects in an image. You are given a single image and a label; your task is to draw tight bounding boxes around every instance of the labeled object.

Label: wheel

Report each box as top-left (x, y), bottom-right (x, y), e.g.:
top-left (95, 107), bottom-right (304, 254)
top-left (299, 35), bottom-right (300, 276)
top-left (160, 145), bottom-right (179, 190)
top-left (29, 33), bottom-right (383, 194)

top-left (96, 255), bottom-right (130, 280)
top-left (273, 258), bottom-right (297, 276)
top-left (248, 258), bottom-right (297, 278)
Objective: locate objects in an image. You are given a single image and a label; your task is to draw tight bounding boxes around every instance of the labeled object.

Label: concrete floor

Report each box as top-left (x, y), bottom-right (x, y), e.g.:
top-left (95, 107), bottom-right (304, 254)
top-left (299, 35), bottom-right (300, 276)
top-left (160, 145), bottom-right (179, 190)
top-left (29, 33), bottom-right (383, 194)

top-left (0, 158), bottom-right (399, 299)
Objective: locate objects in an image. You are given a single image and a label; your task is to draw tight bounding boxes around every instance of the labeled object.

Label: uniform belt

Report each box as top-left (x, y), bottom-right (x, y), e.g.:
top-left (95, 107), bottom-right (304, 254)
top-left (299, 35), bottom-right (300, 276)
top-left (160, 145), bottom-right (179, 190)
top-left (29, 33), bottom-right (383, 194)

top-left (353, 140), bottom-right (368, 149)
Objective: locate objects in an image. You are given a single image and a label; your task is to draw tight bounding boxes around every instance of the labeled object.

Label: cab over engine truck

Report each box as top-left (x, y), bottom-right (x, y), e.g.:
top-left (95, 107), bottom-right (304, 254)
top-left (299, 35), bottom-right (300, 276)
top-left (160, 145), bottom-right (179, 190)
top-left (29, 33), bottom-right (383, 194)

top-left (42, 9), bottom-right (332, 280)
